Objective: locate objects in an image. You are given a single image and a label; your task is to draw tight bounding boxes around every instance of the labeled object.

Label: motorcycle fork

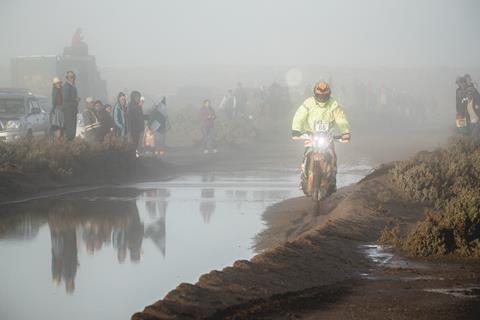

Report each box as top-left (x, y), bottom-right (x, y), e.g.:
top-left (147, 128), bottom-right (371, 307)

top-left (307, 152), bottom-right (322, 195)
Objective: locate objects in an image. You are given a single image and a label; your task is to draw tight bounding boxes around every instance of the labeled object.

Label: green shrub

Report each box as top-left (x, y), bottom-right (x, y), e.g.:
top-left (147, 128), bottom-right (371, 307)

top-left (390, 136), bottom-right (480, 257)
top-left (0, 137), bottom-right (136, 178)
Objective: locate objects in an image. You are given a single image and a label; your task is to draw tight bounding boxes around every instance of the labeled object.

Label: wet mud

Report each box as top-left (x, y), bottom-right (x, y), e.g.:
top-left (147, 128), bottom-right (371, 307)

top-left (132, 164), bottom-right (480, 320)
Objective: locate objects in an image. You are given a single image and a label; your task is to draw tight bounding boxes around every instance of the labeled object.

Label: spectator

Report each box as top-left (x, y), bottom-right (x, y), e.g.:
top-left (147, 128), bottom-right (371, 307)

top-left (157, 96), bottom-right (170, 152)
top-left (95, 100), bottom-right (115, 142)
top-left (50, 77), bottom-right (64, 141)
top-left (200, 99), bottom-right (217, 154)
top-left (234, 82), bottom-right (247, 117)
top-left (219, 89), bottom-right (236, 119)
top-left (112, 92), bottom-right (128, 138)
top-left (72, 28), bottom-right (83, 47)
top-left (466, 88), bottom-right (480, 138)
top-left (127, 91), bottom-right (145, 152)
top-left (456, 76), bottom-right (469, 135)
top-left (82, 97), bottom-right (99, 143)
top-left (147, 98), bottom-right (168, 155)
top-left (71, 28), bottom-right (88, 55)
top-left (104, 104), bottom-right (113, 115)
top-left (62, 71), bottom-right (79, 141)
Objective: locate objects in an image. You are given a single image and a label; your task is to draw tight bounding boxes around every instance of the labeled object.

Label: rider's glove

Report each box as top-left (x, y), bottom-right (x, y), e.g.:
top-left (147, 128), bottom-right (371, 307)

top-left (340, 133), bottom-right (351, 143)
top-left (291, 130), bottom-right (302, 137)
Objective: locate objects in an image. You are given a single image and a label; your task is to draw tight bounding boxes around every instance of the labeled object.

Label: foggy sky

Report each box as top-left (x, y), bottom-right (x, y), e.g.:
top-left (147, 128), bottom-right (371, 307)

top-left (1, 0), bottom-right (479, 68)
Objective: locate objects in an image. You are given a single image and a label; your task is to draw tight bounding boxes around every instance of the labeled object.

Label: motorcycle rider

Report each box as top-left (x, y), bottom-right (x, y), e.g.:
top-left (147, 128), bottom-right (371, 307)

top-left (291, 81), bottom-right (351, 195)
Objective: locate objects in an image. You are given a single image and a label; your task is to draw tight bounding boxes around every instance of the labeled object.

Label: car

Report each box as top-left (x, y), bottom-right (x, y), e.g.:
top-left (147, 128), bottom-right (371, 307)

top-left (0, 88), bottom-right (50, 142)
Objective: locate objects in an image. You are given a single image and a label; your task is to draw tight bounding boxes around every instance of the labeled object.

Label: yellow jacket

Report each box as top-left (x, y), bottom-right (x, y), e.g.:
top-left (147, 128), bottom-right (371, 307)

top-left (291, 97), bottom-right (350, 135)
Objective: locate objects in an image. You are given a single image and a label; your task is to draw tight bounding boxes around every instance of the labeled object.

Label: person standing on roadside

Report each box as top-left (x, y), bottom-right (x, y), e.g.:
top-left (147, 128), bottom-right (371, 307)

top-left (113, 92), bottom-right (128, 138)
top-left (200, 99), bottom-right (217, 154)
top-left (95, 100), bottom-right (115, 142)
top-left (464, 75), bottom-right (480, 138)
top-left (455, 76), bottom-right (469, 135)
top-left (234, 82), bottom-right (247, 118)
top-left (62, 71), bottom-right (80, 140)
top-left (82, 97), bottom-right (99, 143)
top-left (50, 77), bottom-right (64, 141)
top-left (219, 89), bottom-right (236, 119)
top-left (104, 104), bottom-right (113, 115)
top-left (127, 91), bottom-right (145, 153)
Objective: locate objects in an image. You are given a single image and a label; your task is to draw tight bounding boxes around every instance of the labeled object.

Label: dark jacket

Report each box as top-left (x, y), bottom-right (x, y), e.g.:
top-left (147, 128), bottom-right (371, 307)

top-left (148, 108), bottom-right (166, 133)
top-left (466, 86), bottom-right (480, 120)
top-left (96, 109), bottom-right (115, 141)
top-left (458, 85), bottom-right (480, 122)
top-left (127, 103), bottom-right (145, 134)
top-left (62, 81), bottom-right (79, 113)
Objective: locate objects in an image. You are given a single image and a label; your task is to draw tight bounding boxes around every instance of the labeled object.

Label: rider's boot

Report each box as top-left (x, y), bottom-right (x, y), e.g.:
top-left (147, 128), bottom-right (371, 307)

top-left (326, 175), bottom-right (337, 196)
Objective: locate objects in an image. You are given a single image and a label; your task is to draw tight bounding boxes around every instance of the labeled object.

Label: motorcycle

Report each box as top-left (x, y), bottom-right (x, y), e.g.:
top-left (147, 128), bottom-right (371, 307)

top-left (296, 121), bottom-right (342, 212)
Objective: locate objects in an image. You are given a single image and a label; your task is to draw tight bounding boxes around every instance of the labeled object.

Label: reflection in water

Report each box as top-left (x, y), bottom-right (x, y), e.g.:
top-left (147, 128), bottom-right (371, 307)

top-left (0, 169), bottom-right (370, 320)
top-left (200, 173), bottom-right (216, 224)
top-left (200, 188), bottom-right (216, 224)
top-left (46, 198), bottom-right (146, 292)
top-left (0, 194), bottom-right (149, 294)
top-left (143, 189), bottom-right (169, 256)
top-left (49, 202), bottom-right (78, 294)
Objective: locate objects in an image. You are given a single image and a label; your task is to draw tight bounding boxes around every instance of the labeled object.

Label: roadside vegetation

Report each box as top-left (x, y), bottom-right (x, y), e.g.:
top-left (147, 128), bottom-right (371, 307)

top-left (0, 137), bottom-right (137, 178)
top-left (382, 136), bottom-right (480, 257)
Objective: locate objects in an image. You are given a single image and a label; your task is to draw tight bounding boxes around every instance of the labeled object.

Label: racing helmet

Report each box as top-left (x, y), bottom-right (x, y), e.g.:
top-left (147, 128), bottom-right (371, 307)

top-left (313, 81), bottom-right (331, 102)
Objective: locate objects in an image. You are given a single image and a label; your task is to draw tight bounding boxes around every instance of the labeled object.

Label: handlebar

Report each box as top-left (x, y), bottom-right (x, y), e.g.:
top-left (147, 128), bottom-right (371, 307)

top-left (293, 133), bottom-right (344, 141)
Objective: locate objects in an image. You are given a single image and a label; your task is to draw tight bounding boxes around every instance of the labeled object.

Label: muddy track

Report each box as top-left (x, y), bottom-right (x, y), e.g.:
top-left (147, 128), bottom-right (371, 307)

top-left (132, 163), bottom-right (480, 319)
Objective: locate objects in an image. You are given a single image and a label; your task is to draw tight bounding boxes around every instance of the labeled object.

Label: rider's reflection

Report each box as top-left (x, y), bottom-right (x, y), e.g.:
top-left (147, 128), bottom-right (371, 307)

top-left (200, 188), bottom-right (216, 224)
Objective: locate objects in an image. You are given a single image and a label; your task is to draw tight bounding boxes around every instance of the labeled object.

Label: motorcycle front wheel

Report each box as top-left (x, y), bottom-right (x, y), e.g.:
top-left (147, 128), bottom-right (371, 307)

top-left (312, 160), bottom-right (322, 214)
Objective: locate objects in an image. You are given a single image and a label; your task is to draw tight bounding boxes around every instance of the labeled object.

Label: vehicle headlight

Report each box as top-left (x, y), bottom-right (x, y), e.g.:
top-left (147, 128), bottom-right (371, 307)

top-left (6, 120), bottom-right (22, 130)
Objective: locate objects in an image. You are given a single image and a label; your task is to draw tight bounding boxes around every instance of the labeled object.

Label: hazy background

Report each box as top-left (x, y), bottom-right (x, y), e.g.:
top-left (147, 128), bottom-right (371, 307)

top-left (1, 0), bottom-right (479, 67)
top-left (0, 0), bottom-right (479, 127)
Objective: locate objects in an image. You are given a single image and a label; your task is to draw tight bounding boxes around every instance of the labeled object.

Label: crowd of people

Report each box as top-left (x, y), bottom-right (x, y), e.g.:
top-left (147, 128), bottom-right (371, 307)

top-left (455, 74), bottom-right (480, 138)
top-left (48, 69), bottom-right (479, 158)
top-left (49, 71), bottom-right (170, 156)
top-left (49, 71), bottom-right (292, 156)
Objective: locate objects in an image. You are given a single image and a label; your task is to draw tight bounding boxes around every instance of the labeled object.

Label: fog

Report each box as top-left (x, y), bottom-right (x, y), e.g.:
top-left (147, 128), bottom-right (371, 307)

top-left (1, 0), bottom-right (479, 136)
top-left (1, 0), bottom-right (479, 68)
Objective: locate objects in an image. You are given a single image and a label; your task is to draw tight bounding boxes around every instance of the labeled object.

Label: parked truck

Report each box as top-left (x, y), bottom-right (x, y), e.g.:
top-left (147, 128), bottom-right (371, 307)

top-left (10, 46), bottom-right (107, 109)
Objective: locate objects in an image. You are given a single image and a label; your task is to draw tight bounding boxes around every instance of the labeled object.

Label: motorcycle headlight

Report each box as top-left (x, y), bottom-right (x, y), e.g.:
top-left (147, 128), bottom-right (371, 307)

top-left (314, 136), bottom-right (327, 147)
top-left (6, 120), bottom-right (22, 130)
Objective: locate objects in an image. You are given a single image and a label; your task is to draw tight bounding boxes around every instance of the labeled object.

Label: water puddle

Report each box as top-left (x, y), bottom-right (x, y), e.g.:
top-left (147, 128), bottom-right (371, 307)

top-left (361, 244), bottom-right (394, 265)
top-left (0, 165), bottom-right (371, 320)
top-left (360, 244), bottom-right (429, 280)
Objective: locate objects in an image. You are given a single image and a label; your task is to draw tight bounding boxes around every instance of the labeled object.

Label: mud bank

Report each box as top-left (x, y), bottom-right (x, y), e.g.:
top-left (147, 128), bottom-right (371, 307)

top-left (0, 157), bottom-right (168, 204)
top-left (132, 164), bottom-right (480, 320)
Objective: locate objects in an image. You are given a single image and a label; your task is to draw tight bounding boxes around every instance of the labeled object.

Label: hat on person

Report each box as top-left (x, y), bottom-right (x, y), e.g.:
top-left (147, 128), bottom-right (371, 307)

top-left (52, 77), bottom-right (61, 84)
top-left (85, 97), bottom-right (94, 104)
